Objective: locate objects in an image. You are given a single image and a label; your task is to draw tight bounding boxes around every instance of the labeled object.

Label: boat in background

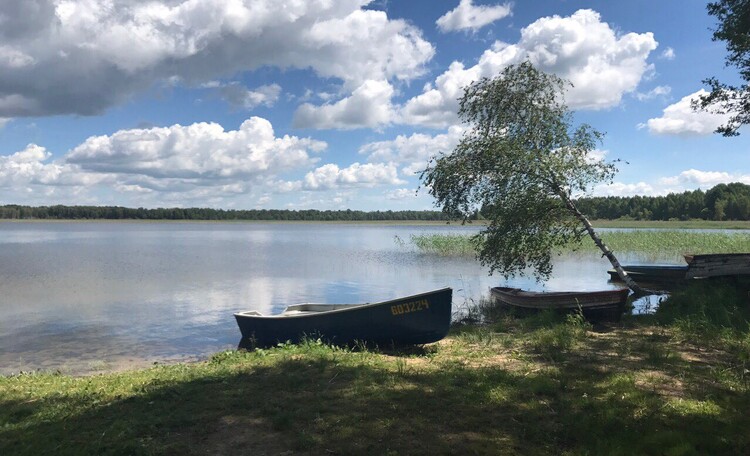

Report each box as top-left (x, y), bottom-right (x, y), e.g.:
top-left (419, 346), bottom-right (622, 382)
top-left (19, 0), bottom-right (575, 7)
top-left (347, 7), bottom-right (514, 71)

top-left (490, 287), bottom-right (630, 321)
top-left (684, 253), bottom-right (750, 279)
top-left (607, 265), bottom-right (689, 285)
top-left (234, 288), bottom-right (453, 347)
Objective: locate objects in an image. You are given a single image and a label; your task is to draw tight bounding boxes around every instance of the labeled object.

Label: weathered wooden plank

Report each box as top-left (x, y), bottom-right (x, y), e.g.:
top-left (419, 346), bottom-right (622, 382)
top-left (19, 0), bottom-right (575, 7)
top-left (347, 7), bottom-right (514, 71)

top-left (685, 253), bottom-right (750, 278)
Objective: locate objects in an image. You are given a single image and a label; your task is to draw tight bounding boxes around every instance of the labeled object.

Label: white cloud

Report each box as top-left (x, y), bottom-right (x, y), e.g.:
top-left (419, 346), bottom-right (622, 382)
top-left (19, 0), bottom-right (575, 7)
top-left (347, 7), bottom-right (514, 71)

top-left (66, 117), bottom-right (326, 182)
top-left (0, 0), bottom-right (434, 117)
top-left (359, 125), bottom-right (465, 175)
top-left (635, 85), bottom-right (671, 101)
top-left (0, 144), bottom-right (108, 195)
top-left (593, 181), bottom-right (656, 197)
top-left (585, 149), bottom-right (608, 164)
top-left (401, 9), bottom-right (658, 127)
top-left (595, 169), bottom-right (750, 197)
top-left (658, 169), bottom-right (750, 188)
top-left (219, 83), bottom-right (281, 109)
top-left (660, 47), bottom-right (675, 60)
top-left (436, 0), bottom-right (512, 33)
top-left (301, 162), bottom-right (405, 190)
top-left (645, 89), bottom-right (732, 136)
top-left (386, 188), bottom-right (417, 200)
top-left (293, 80), bottom-right (394, 129)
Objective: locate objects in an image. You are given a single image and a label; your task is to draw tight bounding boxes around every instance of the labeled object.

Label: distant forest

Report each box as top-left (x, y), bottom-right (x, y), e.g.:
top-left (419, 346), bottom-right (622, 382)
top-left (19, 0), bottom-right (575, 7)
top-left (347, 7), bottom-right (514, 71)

top-left (575, 182), bottom-right (750, 221)
top-left (1, 183), bottom-right (749, 221)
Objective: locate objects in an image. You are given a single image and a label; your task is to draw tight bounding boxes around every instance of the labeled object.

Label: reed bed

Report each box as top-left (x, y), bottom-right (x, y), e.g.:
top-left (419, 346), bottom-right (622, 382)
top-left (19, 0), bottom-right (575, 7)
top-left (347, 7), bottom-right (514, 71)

top-left (409, 233), bottom-right (476, 256)
top-left (588, 230), bottom-right (750, 256)
top-left (409, 230), bottom-right (750, 258)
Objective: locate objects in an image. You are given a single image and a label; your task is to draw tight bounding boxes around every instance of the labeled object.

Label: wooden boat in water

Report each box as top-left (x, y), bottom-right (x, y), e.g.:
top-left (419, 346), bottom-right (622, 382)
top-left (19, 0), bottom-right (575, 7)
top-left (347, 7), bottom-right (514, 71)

top-left (607, 265), bottom-right (689, 284)
top-left (234, 288), bottom-right (453, 347)
top-left (490, 286), bottom-right (630, 321)
top-left (684, 253), bottom-right (750, 279)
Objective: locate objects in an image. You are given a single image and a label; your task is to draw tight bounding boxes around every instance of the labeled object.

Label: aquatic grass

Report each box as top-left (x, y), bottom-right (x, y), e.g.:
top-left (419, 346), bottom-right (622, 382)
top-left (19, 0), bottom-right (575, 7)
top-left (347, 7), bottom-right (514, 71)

top-left (587, 230), bottom-right (750, 257)
top-left (409, 233), bottom-right (476, 256)
top-left (409, 229), bottom-right (750, 259)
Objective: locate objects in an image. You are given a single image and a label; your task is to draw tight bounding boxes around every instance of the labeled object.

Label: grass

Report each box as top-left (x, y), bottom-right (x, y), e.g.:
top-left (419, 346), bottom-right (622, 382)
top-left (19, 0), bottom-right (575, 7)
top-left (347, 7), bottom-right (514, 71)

top-left (3, 289), bottom-right (750, 455)
top-left (409, 230), bottom-right (750, 260)
top-left (591, 219), bottom-right (750, 230)
top-left (409, 233), bottom-right (477, 256)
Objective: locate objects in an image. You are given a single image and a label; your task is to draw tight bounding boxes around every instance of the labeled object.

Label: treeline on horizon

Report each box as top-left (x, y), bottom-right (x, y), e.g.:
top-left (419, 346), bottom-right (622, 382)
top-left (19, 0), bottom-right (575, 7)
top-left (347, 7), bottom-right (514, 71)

top-left (1, 183), bottom-right (749, 222)
top-left (0, 205), bottom-right (450, 221)
top-left (575, 182), bottom-right (750, 221)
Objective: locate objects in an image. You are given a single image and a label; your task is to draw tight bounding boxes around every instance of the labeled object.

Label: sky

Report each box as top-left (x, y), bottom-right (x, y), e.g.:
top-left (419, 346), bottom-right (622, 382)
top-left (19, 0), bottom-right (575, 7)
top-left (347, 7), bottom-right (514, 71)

top-left (0, 0), bottom-right (748, 210)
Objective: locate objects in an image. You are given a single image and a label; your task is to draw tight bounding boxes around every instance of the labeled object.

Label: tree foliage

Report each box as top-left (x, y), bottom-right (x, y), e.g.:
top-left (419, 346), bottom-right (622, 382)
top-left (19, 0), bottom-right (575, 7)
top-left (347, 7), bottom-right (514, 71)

top-left (695, 0), bottom-right (750, 136)
top-left (422, 62), bottom-right (617, 281)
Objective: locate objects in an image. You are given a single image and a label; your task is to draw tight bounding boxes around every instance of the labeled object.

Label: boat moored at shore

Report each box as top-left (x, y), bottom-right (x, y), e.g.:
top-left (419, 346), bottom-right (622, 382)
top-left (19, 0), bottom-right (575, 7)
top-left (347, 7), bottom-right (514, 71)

top-left (234, 288), bottom-right (453, 347)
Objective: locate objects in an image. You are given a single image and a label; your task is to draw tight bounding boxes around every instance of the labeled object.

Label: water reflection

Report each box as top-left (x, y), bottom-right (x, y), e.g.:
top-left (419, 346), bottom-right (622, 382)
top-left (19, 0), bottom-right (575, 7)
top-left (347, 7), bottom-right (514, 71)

top-left (631, 293), bottom-right (670, 314)
top-left (0, 221), bottom-right (691, 375)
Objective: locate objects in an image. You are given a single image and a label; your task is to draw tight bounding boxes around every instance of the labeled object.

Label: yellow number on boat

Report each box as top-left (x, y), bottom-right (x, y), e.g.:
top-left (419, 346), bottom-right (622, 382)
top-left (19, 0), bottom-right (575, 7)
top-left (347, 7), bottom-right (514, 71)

top-left (391, 299), bottom-right (429, 316)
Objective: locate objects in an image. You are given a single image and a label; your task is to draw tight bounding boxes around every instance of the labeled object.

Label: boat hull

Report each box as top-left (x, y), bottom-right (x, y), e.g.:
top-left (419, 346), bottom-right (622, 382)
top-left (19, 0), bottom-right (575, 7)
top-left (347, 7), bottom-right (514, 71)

top-left (234, 288), bottom-right (453, 347)
top-left (607, 265), bottom-right (689, 285)
top-left (684, 253), bottom-right (750, 279)
top-left (490, 287), bottom-right (630, 321)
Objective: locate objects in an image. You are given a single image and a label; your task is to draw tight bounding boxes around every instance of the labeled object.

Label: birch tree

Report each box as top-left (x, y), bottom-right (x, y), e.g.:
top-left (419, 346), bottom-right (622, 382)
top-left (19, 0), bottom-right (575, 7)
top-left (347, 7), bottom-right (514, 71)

top-left (422, 62), bottom-right (650, 294)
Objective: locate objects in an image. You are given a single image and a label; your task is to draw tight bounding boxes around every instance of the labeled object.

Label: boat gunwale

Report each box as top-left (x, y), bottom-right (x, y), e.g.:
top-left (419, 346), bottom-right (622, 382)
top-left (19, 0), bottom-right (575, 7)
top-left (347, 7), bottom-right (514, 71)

top-left (490, 286), bottom-right (629, 310)
top-left (234, 287), bottom-right (452, 320)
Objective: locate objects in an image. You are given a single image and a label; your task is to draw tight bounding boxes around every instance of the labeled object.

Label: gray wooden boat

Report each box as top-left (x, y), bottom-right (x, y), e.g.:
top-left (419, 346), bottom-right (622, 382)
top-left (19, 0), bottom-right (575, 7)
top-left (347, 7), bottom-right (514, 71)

top-left (234, 288), bottom-right (453, 347)
top-left (490, 286), bottom-right (629, 321)
top-left (684, 253), bottom-right (750, 279)
top-left (607, 265), bottom-right (689, 284)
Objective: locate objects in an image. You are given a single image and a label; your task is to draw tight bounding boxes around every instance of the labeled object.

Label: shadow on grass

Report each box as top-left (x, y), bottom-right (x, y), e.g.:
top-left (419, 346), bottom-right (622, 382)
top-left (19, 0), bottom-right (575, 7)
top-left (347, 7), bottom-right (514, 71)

top-left (2, 343), bottom-right (749, 456)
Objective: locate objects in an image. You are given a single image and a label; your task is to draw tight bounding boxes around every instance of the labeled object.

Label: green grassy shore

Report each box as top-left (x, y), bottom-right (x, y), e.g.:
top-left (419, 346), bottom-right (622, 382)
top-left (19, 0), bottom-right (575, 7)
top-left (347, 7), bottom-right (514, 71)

top-left (3, 282), bottom-right (749, 455)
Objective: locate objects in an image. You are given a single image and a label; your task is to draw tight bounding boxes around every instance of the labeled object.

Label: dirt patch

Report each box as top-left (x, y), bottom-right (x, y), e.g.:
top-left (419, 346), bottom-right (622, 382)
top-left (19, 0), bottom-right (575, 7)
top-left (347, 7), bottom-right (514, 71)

top-left (194, 415), bottom-right (302, 455)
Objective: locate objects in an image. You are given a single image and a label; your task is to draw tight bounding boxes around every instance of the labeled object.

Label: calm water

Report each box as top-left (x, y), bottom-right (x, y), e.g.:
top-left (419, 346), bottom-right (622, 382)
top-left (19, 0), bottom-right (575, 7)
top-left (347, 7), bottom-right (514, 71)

top-left (0, 221), bottom-right (673, 375)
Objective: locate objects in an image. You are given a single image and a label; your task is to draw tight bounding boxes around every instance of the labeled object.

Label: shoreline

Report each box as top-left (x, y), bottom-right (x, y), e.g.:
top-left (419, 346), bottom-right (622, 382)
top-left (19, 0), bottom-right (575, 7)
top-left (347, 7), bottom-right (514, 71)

top-left (0, 218), bottom-right (748, 229)
top-left (3, 315), bottom-right (749, 455)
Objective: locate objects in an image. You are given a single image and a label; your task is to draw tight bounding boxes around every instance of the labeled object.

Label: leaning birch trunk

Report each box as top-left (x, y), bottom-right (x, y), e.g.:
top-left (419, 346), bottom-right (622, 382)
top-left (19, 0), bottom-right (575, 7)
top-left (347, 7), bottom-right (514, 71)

top-left (556, 191), bottom-right (657, 296)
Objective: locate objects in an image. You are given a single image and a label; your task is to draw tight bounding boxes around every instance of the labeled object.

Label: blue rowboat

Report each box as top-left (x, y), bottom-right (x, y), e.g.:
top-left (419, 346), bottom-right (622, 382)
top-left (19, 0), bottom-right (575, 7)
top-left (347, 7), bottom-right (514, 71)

top-left (234, 288), bottom-right (453, 347)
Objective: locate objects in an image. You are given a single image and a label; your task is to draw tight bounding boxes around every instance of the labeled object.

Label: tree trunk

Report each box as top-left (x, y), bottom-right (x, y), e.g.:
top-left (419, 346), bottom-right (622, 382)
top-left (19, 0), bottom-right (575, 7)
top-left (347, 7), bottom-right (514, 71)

top-left (557, 191), bottom-right (658, 295)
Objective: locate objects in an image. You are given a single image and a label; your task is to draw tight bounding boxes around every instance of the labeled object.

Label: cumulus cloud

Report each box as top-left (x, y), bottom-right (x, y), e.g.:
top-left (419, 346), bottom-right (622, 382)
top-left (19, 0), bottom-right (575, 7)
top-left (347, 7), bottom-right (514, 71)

top-left (0, 144), bottom-right (108, 199)
top-left (436, 0), bottom-right (512, 32)
top-left (595, 169), bottom-right (750, 197)
top-left (645, 89), bottom-right (732, 136)
top-left (593, 181), bottom-right (657, 197)
top-left (401, 9), bottom-right (658, 127)
top-left (219, 83), bottom-right (281, 109)
top-left (301, 162), bottom-right (405, 190)
top-left (293, 80), bottom-right (395, 129)
top-left (0, 0), bottom-right (434, 117)
top-left (0, 117), bottom-right (341, 205)
top-left (386, 188), bottom-right (418, 200)
top-left (659, 169), bottom-right (750, 188)
top-left (66, 117), bottom-right (326, 182)
top-left (359, 125), bottom-right (465, 174)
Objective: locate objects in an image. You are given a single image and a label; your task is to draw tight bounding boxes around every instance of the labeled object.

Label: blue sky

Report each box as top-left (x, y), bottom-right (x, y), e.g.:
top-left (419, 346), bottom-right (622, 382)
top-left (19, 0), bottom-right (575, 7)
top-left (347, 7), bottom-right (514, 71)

top-left (0, 0), bottom-right (747, 210)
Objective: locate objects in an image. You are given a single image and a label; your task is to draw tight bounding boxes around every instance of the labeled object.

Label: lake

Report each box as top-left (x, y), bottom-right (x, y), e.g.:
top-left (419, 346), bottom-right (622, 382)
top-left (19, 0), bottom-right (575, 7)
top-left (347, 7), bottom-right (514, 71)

top-left (0, 221), bottom-right (674, 375)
